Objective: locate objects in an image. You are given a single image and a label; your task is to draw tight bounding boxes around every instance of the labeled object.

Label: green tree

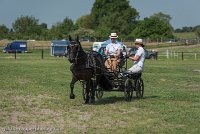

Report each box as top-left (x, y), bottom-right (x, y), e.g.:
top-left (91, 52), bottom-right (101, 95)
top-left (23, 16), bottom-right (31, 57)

top-left (151, 12), bottom-right (172, 24)
top-left (50, 17), bottom-right (75, 39)
top-left (131, 17), bottom-right (174, 40)
top-left (80, 0), bottom-right (139, 38)
top-left (12, 15), bottom-right (42, 39)
top-left (0, 24), bottom-right (9, 39)
top-left (40, 23), bottom-right (48, 29)
top-left (69, 28), bottom-right (95, 41)
top-left (50, 23), bottom-right (63, 39)
top-left (195, 27), bottom-right (200, 38)
top-left (75, 15), bottom-right (92, 29)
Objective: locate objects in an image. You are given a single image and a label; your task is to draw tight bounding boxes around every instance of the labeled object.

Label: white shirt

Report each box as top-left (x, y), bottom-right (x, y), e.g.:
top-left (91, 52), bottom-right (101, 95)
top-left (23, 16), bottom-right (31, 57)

top-left (134, 47), bottom-right (145, 68)
top-left (105, 42), bottom-right (121, 55)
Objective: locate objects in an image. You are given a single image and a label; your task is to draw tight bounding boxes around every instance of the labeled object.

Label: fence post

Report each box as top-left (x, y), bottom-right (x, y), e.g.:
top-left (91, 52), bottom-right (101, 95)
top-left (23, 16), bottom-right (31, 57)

top-left (41, 49), bottom-right (44, 59)
top-left (14, 50), bottom-right (17, 59)
top-left (195, 53), bottom-right (197, 60)
top-left (155, 52), bottom-right (158, 60)
top-left (182, 52), bottom-right (184, 60)
top-left (166, 49), bottom-right (169, 59)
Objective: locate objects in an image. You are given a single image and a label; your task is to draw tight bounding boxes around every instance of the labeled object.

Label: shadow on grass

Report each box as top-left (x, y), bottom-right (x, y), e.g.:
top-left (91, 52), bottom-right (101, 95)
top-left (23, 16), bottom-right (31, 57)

top-left (142, 95), bottom-right (159, 99)
top-left (94, 95), bottom-right (159, 105)
top-left (94, 96), bottom-right (125, 105)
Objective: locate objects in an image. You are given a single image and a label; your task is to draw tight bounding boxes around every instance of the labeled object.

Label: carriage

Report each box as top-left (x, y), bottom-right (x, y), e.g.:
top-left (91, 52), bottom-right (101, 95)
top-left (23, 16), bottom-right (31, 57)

top-left (81, 53), bottom-right (144, 102)
top-left (67, 36), bottom-right (144, 103)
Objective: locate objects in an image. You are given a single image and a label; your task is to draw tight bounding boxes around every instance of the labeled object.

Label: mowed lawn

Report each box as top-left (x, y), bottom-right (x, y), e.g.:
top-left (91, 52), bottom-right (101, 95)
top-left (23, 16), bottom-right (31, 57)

top-left (0, 50), bottom-right (200, 134)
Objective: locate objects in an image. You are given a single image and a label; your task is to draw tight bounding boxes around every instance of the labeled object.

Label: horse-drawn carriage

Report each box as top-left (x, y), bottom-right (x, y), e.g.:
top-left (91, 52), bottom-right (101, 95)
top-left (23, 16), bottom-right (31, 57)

top-left (67, 36), bottom-right (144, 103)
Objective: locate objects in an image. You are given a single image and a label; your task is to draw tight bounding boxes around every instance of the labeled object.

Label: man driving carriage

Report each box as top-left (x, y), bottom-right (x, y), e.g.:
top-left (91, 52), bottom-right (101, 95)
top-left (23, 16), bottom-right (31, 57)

top-left (104, 33), bottom-right (123, 73)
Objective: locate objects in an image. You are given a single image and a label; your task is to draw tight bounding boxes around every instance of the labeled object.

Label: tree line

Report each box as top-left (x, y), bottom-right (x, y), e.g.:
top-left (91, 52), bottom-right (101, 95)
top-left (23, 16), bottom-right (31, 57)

top-left (0, 0), bottom-right (199, 41)
top-left (174, 26), bottom-right (200, 38)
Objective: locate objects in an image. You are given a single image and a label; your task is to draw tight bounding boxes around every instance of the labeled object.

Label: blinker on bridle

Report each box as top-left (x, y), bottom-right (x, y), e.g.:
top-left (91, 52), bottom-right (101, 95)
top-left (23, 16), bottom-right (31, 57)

top-left (68, 41), bottom-right (80, 64)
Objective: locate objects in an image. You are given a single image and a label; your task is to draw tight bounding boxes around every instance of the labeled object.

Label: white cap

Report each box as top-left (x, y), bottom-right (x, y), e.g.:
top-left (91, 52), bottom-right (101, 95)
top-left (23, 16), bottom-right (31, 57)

top-left (109, 33), bottom-right (118, 38)
top-left (135, 39), bottom-right (143, 44)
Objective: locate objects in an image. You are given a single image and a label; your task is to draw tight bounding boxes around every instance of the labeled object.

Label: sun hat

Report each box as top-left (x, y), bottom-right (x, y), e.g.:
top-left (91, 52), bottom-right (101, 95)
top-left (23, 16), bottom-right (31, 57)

top-left (135, 39), bottom-right (143, 44)
top-left (109, 33), bottom-right (118, 38)
top-left (135, 38), bottom-right (145, 47)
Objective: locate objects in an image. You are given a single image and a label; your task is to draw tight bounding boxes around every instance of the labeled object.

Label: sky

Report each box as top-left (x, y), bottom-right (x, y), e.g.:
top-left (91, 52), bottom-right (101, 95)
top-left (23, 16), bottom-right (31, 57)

top-left (0, 0), bottom-right (199, 29)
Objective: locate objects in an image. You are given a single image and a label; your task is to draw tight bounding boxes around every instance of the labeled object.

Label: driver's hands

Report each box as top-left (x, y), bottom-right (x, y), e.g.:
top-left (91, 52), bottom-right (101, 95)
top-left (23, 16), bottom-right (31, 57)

top-left (125, 55), bottom-right (129, 58)
top-left (110, 55), bottom-right (115, 58)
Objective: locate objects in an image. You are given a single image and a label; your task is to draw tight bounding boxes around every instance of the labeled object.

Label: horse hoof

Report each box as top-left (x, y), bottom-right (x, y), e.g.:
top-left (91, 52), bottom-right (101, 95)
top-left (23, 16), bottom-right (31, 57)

top-left (70, 94), bottom-right (75, 99)
top-left (90, 98), bottom-right (95, 103)
top-left (84, 100), bottom-right (89, 104)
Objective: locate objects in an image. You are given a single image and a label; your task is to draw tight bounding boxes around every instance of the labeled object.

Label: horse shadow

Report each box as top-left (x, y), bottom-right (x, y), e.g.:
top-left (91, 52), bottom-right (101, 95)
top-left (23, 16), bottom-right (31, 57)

top-left (93, 95), bottom-right (159, 105)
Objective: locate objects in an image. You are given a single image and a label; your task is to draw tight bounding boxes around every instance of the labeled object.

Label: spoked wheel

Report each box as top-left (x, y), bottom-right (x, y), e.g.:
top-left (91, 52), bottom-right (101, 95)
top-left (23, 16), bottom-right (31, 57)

top-left (124, 78), bottom-right (134, 101)
top-left (80, 81), bottom-right (86, 101)
top-left (135, 78), bottom-right (144, 99)
top-left (95, 86), bottom-right (104, 99)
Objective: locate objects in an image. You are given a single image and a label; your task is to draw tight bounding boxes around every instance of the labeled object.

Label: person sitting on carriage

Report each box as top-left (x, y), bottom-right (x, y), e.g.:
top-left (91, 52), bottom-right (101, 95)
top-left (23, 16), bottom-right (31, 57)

top-left (104, 33), bottom-right (122, 73)
top-left (126, 39), bottom-right (146, 74)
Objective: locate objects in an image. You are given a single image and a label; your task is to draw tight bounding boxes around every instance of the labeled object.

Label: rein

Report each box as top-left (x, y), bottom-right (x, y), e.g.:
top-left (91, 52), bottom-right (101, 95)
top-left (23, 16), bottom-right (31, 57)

top-left (68, 41), bottom-right (86, 64)
top-left (73, 50), bottom-right (87, 64)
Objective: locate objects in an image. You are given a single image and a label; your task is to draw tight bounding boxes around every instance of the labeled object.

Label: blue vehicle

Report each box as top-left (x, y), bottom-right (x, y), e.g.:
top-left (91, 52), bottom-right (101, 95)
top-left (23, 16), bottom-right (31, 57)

top-left (51, 40), bottom-right (70, 56)
top-left (128, 47), bottom-right (158, 59)
top-left (3, 41), bottom-right (27, 53)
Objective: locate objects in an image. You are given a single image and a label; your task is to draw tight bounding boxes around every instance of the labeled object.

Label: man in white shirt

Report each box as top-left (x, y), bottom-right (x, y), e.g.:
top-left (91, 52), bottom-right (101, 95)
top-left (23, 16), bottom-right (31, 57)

top-left (105, 33), bottom-right (122, 72)
top-left (127, 39), bottom-right (145, 73)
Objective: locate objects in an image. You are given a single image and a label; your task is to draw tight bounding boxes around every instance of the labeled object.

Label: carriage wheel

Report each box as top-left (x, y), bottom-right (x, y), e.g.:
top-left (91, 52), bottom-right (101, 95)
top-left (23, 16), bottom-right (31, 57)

top-left (124, 78), bottom-right (133, 101)
top-left (135, 78), bottom-right (144, 99)
top-left (96, 86), bottom-right (104, 99)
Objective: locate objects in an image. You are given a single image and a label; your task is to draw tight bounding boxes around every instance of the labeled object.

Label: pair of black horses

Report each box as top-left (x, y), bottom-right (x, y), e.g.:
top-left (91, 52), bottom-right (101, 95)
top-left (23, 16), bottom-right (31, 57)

top-left (67, 36), bottom-right (107, 104)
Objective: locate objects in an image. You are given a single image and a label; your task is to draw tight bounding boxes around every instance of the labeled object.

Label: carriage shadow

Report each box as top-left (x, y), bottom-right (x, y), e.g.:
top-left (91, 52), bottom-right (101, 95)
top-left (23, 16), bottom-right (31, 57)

top-left (142, 95), bottom-right (159, 99)
top-left (94, 96), bottom-right (125, 105)
top-left (94, 95), bottom-right (159, 105)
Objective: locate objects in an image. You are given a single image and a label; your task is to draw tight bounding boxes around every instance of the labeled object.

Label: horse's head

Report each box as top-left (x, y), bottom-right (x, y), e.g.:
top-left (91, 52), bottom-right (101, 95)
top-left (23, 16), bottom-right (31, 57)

top-left (67, 35), bottom-right (81, 63)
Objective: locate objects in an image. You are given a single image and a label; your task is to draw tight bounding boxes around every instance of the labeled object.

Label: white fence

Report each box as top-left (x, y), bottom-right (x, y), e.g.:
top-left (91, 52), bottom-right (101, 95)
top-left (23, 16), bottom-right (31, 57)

top-left (158, 50), bottom-right (200, 60)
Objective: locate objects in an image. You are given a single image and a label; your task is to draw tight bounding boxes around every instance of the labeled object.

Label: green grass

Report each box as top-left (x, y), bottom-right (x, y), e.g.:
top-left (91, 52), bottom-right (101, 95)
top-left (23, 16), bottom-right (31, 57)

top-left (173, 32), bottom-right (196, 39)
top-left (0, 50), bottom-right (200, 134)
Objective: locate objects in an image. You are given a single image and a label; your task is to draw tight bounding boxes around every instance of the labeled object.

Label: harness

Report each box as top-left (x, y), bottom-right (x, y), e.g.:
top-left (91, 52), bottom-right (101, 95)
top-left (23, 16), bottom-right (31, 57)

top-left (70, 50), bottom-right (105, 81)
top-left (68, 40), bottom-right (106, 81)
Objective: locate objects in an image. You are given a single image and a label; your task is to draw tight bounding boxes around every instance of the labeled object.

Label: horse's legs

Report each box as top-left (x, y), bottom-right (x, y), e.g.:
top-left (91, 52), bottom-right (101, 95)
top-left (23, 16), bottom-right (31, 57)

top-left (70, 76), bottom-right (77, 99)
top-left (90, 79), bottom-right (96, 103)
top-left (85, 80), bottom-right (91, 104)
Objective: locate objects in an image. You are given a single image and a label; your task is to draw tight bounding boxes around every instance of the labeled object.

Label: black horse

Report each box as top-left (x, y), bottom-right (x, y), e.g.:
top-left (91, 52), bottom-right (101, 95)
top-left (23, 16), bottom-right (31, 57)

top-left (67, 35), bottom-right (105, 103)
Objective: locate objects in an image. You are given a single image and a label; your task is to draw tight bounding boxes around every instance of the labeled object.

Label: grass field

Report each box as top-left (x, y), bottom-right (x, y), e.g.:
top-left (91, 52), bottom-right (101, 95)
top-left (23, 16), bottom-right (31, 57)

top-left (173, 32), bottom-right (196, 39)
top-left (0, 49), bottom-right (200, 134)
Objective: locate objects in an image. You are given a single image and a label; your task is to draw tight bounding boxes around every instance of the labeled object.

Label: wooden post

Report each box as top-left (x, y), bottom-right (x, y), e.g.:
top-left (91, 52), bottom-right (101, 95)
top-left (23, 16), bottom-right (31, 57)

top-left (41, 49), bottom-right (44, 59)
top-left (155, 52), bottom-right (158, 60)
top-left (182, 52), bottom-right (184, 60)
top-left (14, 50), bottom-right (17, 59)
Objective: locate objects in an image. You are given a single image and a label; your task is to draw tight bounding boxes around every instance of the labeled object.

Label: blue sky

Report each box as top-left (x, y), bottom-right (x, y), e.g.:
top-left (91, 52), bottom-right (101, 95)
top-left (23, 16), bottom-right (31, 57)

top-left (0, 0), bottom-right (199, 29)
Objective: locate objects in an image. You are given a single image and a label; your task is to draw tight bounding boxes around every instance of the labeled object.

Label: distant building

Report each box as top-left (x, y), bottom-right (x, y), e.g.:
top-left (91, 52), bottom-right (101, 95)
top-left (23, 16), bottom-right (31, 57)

top-left (51, 40), bottom-right (70, 56)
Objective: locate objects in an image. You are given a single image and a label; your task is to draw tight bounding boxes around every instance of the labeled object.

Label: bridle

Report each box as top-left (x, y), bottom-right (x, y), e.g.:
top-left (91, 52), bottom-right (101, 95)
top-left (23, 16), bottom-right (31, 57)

top-left (67, 41), bottom-right (84, 64)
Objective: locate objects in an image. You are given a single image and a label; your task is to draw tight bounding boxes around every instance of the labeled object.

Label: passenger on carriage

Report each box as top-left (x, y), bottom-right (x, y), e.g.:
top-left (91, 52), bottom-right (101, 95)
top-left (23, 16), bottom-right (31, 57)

top-left (125, 38), bottom-right (146, 74)
top-left (104, 33), bottom-right (122, 73)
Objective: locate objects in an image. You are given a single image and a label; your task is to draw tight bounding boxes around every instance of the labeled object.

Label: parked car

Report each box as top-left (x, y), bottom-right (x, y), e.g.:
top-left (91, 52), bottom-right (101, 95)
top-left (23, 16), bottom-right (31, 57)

top-left (92, 42), bottom-right (105, 52)
top-left (128, 47), bottom-right (157, 59)
top-left (3, 41), bottom-right (27, 53)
